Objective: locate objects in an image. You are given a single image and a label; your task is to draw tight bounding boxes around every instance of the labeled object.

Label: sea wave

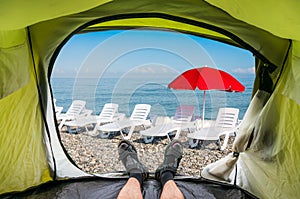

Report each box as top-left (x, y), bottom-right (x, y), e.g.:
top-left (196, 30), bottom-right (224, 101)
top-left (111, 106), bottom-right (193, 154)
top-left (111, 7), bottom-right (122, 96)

top-left (51, 76), bottom-right (254, 119)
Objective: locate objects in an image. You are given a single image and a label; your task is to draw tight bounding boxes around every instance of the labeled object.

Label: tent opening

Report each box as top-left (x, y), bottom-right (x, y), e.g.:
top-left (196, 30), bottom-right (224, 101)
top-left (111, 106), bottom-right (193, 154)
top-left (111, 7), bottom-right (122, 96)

top-left (50, 28), bottom-right (255, 177)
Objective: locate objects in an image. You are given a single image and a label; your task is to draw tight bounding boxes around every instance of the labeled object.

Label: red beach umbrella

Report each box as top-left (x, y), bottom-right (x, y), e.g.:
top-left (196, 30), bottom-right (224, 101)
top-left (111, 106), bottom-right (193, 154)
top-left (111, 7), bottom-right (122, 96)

top-left (168, 66), bottom-right (245, 126)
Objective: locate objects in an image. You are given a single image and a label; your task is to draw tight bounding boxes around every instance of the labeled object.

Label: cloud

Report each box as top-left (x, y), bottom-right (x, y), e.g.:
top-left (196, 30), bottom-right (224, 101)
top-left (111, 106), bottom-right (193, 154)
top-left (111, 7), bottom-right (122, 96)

top-left (132, 66), bottom-right (175, 74)
top-left (161, 67), bottom-right (170, 73)
top-left (232, 67), bottom-right (255, 74)
top-left (121, 65), bottom-right (178, 79)
top-left (133, 67), bottom-right (156, 74)
top-left (53, 68), bottom-right (65, 74)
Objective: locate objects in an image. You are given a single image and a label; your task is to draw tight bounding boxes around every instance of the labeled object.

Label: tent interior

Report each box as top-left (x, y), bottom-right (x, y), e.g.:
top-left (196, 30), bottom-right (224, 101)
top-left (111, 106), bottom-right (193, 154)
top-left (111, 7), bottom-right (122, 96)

top-left (1, 0), bottom-right (300, 198)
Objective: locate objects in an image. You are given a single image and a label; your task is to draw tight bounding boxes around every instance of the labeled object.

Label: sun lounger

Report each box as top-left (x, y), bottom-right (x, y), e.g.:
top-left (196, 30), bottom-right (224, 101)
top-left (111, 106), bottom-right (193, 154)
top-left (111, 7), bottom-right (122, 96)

top-left (187, 107), bottom-right (239, 150)
top-left (140, 105), bottom-right (195, 143)
top-left (64, 103), bottom-right (123, 134)
top-left (97, 104), bottom-right (151, 139)
top-left (57, 100), bottom-right (93, 130)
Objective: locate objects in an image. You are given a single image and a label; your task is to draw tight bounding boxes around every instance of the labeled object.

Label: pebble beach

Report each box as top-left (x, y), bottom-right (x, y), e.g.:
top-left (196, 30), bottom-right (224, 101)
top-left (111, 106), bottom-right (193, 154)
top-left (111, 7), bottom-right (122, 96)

top-left (60, 125), bottom-right (235, 177)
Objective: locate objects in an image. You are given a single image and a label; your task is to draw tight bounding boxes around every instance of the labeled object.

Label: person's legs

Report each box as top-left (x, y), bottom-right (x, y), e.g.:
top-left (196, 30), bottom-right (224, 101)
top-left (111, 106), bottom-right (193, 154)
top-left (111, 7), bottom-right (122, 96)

top-left (155, 139), bottom-right (184, 199)
top-left (117, 177), bottom-right (143, 199)
top-left (117, 140), bottom-right (148, 199)
top-left (160, 180), bottom-right (184, 199)
top-left (117, 139), bottom-right (184, 199)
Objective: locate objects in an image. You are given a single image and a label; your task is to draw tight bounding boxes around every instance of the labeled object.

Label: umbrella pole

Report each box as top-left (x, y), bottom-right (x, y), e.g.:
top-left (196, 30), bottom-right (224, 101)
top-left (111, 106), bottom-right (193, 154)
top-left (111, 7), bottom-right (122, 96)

top-left (202, 90), bottom-right (206, 128)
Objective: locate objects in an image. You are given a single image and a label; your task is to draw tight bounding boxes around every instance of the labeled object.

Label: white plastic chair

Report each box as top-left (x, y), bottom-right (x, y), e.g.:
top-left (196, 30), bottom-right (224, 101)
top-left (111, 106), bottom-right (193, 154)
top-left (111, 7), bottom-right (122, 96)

top-left (64, 103), bottom-right (121, 134)
top-left (140, 105), bottom-right (195, 143)
top-left (187, 107), bottom-right (239, 150)
top-left (97, 104), bottom-right (151, 139)
top-left (57, 100), bottom-right (91, 130)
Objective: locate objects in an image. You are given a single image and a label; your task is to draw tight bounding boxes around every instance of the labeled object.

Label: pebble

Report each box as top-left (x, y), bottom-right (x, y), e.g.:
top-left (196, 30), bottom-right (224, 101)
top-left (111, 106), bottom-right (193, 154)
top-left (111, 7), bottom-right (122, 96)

top-left (60, 129), bottom-right (235, 177)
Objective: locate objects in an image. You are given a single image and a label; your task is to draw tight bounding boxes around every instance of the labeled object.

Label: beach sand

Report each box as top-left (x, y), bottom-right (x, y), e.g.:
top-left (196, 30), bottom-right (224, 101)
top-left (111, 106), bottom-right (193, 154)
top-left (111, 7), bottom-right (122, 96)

top-left (59, 125), bottom-right (235, 177)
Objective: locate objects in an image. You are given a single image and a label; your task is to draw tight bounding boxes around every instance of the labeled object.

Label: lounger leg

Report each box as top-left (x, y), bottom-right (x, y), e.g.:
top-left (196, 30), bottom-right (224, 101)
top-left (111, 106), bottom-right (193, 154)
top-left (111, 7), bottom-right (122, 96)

top-left (66, 126), bottom-right (71, 133)
top-left (119, 130), bottom-right (124, 138)
top-left (123, 126), bottom-right (134, 140)
top-left (220, 132), bottom-right (230, 151)
top-left (167, 134), bottom-right (172, 142)
top-left (58, 118), bottom-right (66, 130)
top-left (66, 125), bottom-right (79, 134)
top-left (174, 128), bottom-right (181, 139)
top-left (99, 131), bottom-right (111, 139)
top-left (84, 126), bottom-right (89, 133)
top-left (90, 122), bottom-right (101, 136)
top-left (89, 126), bottom-right (99, 136)
top-left (189, 138), bottom-right (199, 148)
top-left (143, 136), bottom-right (154, 144)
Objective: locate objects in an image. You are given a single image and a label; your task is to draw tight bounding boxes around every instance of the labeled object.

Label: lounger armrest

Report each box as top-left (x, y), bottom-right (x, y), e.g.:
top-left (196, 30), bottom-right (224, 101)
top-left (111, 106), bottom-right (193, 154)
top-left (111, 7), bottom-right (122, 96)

top-left (115, 113), bottom-right (126, 121)
top-left (81, 109), bottom-right (93, 116)
top-left (194, 119), bottom-right (215, 129)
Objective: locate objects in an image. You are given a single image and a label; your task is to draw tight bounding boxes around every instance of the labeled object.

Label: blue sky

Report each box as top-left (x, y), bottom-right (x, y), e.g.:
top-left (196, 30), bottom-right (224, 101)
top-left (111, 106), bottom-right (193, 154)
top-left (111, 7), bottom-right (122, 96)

top-left (52, 29), bottom-right (255, 79)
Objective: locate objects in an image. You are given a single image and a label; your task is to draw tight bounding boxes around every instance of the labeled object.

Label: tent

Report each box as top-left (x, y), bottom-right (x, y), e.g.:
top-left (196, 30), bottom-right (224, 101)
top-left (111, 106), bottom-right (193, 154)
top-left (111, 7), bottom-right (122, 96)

top-left (1, 0), bottom-right (300, 198)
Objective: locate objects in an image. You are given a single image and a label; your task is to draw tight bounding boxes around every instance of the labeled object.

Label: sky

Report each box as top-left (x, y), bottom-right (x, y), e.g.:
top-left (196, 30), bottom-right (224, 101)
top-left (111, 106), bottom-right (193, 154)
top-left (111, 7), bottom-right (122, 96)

top-left (52, 29), bottom-right (255, 80)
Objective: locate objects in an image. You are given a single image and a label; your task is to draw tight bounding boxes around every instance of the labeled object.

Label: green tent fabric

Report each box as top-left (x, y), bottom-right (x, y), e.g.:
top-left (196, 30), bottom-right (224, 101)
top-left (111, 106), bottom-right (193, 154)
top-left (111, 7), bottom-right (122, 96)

top-left (0, 0), bottom-right (300, 198)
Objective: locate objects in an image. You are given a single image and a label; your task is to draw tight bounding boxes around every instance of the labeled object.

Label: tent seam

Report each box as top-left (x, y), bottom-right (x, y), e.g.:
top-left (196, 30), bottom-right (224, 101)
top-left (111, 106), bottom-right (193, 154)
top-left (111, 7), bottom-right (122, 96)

top-left (27, 27), bottom-right (57, 180)
top-left (272, 39), bottom-right (292, 91)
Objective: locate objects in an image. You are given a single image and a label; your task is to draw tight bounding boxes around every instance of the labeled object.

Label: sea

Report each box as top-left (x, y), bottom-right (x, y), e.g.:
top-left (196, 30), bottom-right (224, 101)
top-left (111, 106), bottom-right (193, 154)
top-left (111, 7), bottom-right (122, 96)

top-left (51, 76), bottom-right (254, 120)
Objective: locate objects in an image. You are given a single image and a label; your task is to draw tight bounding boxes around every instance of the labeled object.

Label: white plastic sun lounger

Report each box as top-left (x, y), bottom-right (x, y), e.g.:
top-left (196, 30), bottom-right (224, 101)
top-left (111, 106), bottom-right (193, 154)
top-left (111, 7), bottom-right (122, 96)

top-left (187, 107), bottom-right (239, 150)
top-left (140, 105), bottom-right (195, 143)
top-left (97, 104), bottom-right (151, 139)
top-left (64, 103), bottom-right (122, 134)
top-left (57, 100), bottom-right (93, 130)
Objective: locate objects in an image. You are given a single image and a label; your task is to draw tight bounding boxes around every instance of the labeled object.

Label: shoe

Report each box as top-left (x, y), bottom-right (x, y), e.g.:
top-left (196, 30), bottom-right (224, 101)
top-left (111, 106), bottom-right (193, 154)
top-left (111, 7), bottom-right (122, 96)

top-left (155, 139), bottom-right (183, 181)
top-left (118, 139), bottom-right (149, 181)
